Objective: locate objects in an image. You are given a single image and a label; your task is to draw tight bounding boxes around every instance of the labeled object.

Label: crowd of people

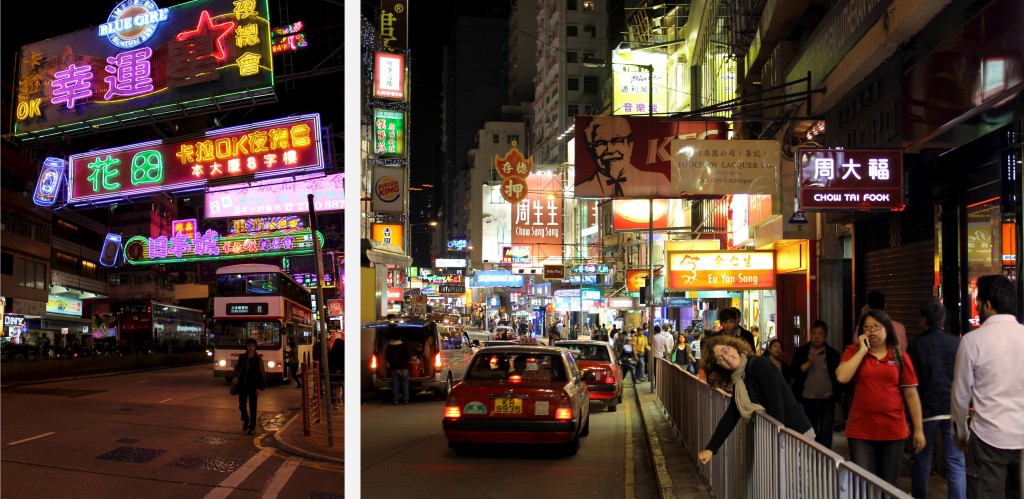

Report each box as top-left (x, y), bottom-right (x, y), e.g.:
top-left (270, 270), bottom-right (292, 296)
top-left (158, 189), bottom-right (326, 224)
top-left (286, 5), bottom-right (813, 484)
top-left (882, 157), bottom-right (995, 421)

top-left (554, 274), bottom-right (1020, 498)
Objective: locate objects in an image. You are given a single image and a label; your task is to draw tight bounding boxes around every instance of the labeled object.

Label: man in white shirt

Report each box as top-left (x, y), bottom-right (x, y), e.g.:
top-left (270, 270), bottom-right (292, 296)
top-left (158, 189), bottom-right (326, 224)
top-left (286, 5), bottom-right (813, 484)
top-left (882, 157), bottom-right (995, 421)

top-left (650, 325), bottom-right (671, 383)
top-left (951, 274), bottom-right (1023, 499)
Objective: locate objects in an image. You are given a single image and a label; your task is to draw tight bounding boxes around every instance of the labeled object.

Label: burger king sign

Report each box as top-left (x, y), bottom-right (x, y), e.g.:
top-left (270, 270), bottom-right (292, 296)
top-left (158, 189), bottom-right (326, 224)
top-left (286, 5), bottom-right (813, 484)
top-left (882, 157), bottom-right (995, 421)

top-left (372, 166), bottom-right (404, 213)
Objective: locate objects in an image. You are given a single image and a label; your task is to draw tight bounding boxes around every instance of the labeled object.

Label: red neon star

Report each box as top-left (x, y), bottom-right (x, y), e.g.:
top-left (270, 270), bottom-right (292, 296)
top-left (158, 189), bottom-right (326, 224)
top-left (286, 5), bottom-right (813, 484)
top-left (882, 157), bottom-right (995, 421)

top-left (176, 10), bottom-right (236, 62)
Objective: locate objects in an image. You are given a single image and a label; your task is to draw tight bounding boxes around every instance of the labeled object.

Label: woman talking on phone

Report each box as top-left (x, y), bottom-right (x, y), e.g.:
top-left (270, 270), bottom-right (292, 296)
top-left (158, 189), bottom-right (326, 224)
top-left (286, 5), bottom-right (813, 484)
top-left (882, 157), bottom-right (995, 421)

top-left (836, 309), bottom-right (925, 487)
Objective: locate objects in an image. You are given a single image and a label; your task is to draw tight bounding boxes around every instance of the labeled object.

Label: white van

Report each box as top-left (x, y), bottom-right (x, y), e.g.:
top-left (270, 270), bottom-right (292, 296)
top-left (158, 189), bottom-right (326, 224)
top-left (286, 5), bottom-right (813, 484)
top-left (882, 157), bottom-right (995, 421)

top-left (364, 318), bottom-right (472, 401)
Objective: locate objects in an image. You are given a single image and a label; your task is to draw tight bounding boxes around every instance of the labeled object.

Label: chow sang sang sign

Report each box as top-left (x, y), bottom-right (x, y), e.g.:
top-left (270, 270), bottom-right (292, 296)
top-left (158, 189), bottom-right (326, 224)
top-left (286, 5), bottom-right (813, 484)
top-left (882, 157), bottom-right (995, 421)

top-left (14, 0), bottom-right (275, 141)
top-left (69, 114), bottom-right (324, 206)
top-left (798, 149), bottom-right (904, 210)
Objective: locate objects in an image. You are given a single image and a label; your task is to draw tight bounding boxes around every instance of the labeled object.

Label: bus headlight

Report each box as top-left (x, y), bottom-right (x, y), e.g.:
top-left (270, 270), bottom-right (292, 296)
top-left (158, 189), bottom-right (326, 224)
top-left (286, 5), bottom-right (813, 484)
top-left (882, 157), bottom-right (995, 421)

top-left (267, 361), bottom-right (276, 369)
top-left (218, 360), bottom-right (227, 367)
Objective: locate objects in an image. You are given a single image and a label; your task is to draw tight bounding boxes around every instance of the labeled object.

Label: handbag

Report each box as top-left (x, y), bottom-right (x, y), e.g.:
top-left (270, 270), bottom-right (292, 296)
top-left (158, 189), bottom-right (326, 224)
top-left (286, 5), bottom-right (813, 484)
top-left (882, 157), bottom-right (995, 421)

top-left (230, 378), bottom-right (239, 395)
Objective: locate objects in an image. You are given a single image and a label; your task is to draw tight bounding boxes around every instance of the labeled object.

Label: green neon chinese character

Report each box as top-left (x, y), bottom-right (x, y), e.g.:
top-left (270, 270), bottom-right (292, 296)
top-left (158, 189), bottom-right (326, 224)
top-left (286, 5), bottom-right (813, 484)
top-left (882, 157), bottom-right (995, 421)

top-left (131, 150), bottom-right (163, 185)
top-left (87, 155), bottom-right (121, 192)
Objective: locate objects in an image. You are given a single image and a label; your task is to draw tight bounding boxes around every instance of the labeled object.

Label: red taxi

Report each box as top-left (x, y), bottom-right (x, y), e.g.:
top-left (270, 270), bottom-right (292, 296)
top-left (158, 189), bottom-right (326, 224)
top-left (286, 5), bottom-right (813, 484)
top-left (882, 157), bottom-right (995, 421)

top-left (442, 345), bottom-right (591, 455)
top-left (555, 340), bottom-right (623, 412)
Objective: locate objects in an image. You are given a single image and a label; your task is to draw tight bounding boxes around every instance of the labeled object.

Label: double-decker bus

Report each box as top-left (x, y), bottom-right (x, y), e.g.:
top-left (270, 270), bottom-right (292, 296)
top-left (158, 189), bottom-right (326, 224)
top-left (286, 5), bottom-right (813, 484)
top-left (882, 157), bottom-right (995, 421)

top-left (115, 302), bottom-right (206, 353)
top-left (212, 264), bottom-right (314, 383)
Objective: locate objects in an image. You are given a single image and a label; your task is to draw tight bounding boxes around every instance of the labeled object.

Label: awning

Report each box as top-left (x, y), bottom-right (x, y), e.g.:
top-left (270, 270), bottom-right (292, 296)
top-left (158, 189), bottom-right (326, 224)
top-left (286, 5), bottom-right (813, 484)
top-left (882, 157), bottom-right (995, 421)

top-left (364, 239), bottom-right (412, 267)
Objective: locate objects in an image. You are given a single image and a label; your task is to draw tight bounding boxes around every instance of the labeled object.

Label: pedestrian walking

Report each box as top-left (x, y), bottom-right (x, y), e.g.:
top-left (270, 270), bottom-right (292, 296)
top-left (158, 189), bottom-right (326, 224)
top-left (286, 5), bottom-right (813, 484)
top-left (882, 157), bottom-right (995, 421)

top-left (233, 338), bottom-right (267, 435)
top-left (697, 335), bottom-right (813, 464)
top-left (951, 275), bottom-right (1023, 499)
top-left (709, 307), bottom-right (757, 352)
top-left (907, 300), bottom-right (965, 499)
top-left (328, 337), bottom-right (344, 410)
top-left (385, 337), bottom-right (411, 405)
top-left (864, 290), bottom-right (908, 351)
top-left (650, 325), bottom-right (670, 382)
top-left (619, 335), bottom-right (640, 385)
top-left (764, 338), bottom-right (792, 383)
top-left (791, 320), bottom-right (840, 449)
top-left (634, 329), bottom-right (650, 382)
top-left (836, 309), bottom-right (926, 487)
top-left (285, 339), bottom-right (301, 388)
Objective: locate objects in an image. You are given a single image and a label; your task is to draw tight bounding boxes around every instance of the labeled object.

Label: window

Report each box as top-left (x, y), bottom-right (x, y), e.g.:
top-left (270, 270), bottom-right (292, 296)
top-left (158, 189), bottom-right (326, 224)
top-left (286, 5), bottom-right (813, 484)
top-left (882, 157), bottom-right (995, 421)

top-left (566, 51), bottom-right (578, 63)
top-left (583, 0), bottom-right (595, 11)
top-left (567, 0), bottom-right (577, 10)
top-left (15, 258), bottom-right (46, 290)
top-left (584, 75), bottom-right (598, 92)
top-left (567, 77), bottom-right (580, 91)
top-left (567, 103), bottom-right (580, 116)
top-left (81, 260), bottom-right (98, 279)
top-left (507, 134), bottom-right (519, 144)
top-left (567, 25), bottom-right (578, 37)
top-left (1, 253), bottom-right (12, 276)
top-left (493, 134), bottom-right (500, 143)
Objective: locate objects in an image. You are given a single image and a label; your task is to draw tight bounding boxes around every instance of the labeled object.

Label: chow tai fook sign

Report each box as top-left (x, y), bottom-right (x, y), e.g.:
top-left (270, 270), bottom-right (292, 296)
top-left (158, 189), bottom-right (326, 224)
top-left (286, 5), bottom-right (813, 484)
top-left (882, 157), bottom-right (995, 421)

top-left (373, 109), bottom-right (406, 157)
top-left (205, 172), bottom-right (343, 218)
top-left (666, 251), bottom-right (775, 291)
top-left (14, 0), bottom-right (275, 142)
top-left (797, 149), bottom-right (904, 210)
top-left (373, 52), bottom-right (406, 100)
top-left (68, 114), bottom-right (323, 206)
top-left (574, 116), bottom-right (728, 199)
top-left (123, 228), bottom-right (323, 264)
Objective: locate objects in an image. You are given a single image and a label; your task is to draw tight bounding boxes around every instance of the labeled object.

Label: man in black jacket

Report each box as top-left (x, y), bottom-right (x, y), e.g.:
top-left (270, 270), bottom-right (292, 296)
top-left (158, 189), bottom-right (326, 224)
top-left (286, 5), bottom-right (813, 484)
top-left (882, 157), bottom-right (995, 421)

top-left (709, 307), bottom-right (756, 353)
top-left (790, 319), bottom-right (840, 449)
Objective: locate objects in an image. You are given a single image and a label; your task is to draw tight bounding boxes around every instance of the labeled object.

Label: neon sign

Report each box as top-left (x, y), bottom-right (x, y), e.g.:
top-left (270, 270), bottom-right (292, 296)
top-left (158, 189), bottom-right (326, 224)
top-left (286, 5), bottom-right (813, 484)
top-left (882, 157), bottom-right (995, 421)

top-left (373, 109), bottom-right (405, 156)
top-left (100, 0), bottom-right (170, 49)
top-left (205, 172), bottom-right (343, 218)
top-left (374, 52), bottom-right (406, 100)
top-left (123, 228), bottom-right (324, 265)
top-left (798, 149), bottom-right (904, 211)
top-left (68, 114), bottom-right (323, 206)
top-left (228, 217), bottom-right (303, 235)
top-left (15, 0), bottom-right (274, 142)
top-left (33, 157), bottom-right (66, 207)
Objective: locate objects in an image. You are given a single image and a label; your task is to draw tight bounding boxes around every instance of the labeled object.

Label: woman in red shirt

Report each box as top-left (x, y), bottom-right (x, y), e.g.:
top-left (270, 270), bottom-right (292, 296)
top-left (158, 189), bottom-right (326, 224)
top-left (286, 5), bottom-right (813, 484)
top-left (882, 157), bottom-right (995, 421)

top-left (836, 309), bottom-right (926, 487)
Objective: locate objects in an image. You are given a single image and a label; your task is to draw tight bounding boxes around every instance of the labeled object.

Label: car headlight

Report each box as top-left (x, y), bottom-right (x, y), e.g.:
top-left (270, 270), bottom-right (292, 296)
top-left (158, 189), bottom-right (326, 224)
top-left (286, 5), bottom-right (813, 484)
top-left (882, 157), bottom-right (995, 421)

top-left (218, 359), bottom-right (226, 367)
top-left (267, 361), bottom-right (276, 368)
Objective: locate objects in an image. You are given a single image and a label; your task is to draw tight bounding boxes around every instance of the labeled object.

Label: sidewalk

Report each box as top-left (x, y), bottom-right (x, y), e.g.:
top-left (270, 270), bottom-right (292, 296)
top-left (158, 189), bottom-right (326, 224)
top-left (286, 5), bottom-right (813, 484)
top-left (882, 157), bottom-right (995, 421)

top-left (272, 403), bottom-right (344, 464)
top-left (632, 381), bottom-right (712, 498)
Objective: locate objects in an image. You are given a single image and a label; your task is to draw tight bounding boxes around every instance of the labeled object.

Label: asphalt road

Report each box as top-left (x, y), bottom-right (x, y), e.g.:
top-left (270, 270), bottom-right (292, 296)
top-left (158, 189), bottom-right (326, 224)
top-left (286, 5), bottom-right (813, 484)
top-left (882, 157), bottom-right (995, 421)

top-left (360, 386), bottom-right (658, 498)
top-left (0, 364), bottom-right (342, 499)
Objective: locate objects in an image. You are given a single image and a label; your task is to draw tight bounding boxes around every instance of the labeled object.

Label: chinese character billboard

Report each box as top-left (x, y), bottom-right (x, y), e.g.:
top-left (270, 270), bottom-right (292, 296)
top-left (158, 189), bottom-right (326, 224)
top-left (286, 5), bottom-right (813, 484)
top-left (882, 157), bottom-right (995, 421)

top-left (123, 227), bottom-right (322, 265)
top-left (205, 172), bottom-right (344, 218)
top-left (797, 149), bottom-right (904, 210)
top-left (373, 109), bottom-right (406, 156)
top-left (14, 0), bottom-right (275, 142)
top-left (666, 251), bottom-right (775, 291)
top-left (672, 140), bottom-right (780, 196)
top-left (612, 50), bottom-right (668, 115)
top-left (371, 223), bottom-right (404, 250)
top-left (373, 52), bottom-right (406, 99)
top-left (69, 114), bottom-right (323, 206)
top-left (511, 172), bottom-right (562, 261)
top-left (574, 116), bottom-right (728, 199)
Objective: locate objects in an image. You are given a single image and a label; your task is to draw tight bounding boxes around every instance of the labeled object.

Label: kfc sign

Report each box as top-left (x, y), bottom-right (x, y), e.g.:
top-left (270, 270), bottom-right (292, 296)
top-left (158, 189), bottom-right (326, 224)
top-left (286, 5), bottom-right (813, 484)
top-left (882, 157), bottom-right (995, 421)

top-left (798, 149), bottom-right (904, 210)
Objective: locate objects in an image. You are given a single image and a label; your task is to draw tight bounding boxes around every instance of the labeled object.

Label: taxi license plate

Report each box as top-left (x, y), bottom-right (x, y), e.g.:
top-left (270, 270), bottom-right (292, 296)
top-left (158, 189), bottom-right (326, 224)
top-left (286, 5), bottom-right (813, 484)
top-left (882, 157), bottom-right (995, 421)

top-left (493, 398), bottom-right (522, 414)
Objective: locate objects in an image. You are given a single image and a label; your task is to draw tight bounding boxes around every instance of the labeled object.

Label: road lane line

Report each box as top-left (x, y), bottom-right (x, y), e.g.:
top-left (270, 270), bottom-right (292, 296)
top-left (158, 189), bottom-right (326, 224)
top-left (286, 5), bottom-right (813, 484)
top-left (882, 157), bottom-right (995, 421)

top-left (204, 448), bottom-right (273, 499)
top-left (624, 386), bottom-right (635, 499)
top-left (7, 432), bottom-right (56, 446)
top-left (261, 456), bottom-right (302, 498)
top-left (158, 398), bottom-right (174, 404)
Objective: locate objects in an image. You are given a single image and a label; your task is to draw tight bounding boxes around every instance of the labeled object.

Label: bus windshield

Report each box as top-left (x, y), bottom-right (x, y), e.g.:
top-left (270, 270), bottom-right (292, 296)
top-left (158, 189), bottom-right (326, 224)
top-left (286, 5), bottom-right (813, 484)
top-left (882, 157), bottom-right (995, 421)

top-left (216, 273), bottom-right (280, 296)
top-left (213, 320), bottom-right (282, 349)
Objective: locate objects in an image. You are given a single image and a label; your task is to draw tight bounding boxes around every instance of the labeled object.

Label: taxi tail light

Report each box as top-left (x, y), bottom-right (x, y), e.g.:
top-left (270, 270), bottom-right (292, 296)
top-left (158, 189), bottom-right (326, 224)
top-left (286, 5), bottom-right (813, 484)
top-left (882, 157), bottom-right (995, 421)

top-left (509, 374), bottom-right (522, 383)
top-left (434, 352), bottom-right (442, 369)
top-left (555, 392), bottom-right (573, 420)
top-left (604, 374), bottom-right (615, 384)
top-left (444, 398), bottom-right (461, 418)
top-left (370, 354), bottom-right (378, 370)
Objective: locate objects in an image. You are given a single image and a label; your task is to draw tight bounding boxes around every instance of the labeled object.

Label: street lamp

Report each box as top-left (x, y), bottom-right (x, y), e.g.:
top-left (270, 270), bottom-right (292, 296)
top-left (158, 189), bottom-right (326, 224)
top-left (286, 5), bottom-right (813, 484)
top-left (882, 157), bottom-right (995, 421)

top-left (581, 54), bottom-right (657, 345)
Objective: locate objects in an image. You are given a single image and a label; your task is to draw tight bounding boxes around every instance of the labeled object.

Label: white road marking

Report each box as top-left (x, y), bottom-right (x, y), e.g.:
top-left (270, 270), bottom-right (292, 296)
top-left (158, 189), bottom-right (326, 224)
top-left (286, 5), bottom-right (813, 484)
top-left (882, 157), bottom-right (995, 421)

top-left (624, 391), bottom-right (635, 499)
top-left (204, 448), bottom-right (273, 499)
top-left (261, 456), bottom-right (302, 498)
top-left (7, 432), bottom-right (56, 446)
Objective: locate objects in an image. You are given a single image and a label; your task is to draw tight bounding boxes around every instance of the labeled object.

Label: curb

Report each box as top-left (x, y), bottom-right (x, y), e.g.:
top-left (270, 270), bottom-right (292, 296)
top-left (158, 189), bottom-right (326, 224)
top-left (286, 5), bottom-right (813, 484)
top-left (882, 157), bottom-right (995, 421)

top-left (634, 383), bottom-right (675, 499)
top-left (271, 411), bottom-right (344, 465)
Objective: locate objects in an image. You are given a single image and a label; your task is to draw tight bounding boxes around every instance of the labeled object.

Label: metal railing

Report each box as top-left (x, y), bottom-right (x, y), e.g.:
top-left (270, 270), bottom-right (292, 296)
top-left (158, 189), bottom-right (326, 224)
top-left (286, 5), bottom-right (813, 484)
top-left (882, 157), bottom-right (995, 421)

top-left (653, 358), bottom-right (911, 499)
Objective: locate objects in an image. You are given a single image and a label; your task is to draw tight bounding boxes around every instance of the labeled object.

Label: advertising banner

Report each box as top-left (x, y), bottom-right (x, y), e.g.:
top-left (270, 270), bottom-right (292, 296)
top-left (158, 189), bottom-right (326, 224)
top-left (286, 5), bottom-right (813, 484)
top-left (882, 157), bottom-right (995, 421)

top-left (69, 114), bottom-right (323, 206)
top-left (501, 246), bottom-right (531, 264)
top-left (607, 297), bottom-right (637, 309)
top-left (371, 223), bottom-right (404, 251)
top-left (797, 149), bottom-right (904, 210)
top-left (46, 295), bottom-right (83, 317)
top-left (205, 172), bottom-right (343, 218)
top-left (481, 184), bottom-right (511, 263)
top-left (124, 228), bottom-right (322, 265)
top-left (574, 116), bottom-right (727, 199)
top-left (14, 0), bottom-right (275, 141)
top-left (471, 271), bottom-right (524, 288)
top-left (371, 166), bottom-right (404, 213)
top-left (626, 269), bottom-right (655, 291)
top-left (543, 265), bottom-right (564, 280)
top-left (612, 199), bottom-right (671, 231)
top-left (373, 52), bottom-right (406, 99)
top-left (511, 172), bottom-right (562, 261)
top-left (373, 109), bottom-right (406, 157)
top-left (672, 140), bottom-right (780, 196)
top-left (666, 251), bottom-right (775, 291)
top-left (378, 0), bottom-right (408, 50)
top-left (612, 50), bottom-right (668, 115)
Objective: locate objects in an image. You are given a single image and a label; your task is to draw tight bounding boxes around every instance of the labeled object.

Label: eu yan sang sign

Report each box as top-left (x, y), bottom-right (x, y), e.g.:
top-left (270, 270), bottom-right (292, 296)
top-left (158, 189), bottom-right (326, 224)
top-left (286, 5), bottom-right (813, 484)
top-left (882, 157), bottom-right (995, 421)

top-left (666, 251), bottom-right (775, 291)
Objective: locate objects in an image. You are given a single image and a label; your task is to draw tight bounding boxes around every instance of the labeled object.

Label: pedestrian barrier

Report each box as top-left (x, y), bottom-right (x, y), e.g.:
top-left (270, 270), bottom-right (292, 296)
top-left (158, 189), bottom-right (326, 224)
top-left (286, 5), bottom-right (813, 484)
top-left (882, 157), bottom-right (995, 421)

top-left (653, 358), bottom-right (911, 499)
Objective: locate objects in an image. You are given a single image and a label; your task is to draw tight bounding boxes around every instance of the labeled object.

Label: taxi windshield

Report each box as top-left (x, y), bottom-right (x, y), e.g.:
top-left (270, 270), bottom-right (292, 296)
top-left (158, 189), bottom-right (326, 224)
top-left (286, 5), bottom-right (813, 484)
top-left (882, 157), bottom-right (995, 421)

top-left (465, 352), bottom-right (567, 382)
top-left (561, 344), bottom-right (610, 361)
